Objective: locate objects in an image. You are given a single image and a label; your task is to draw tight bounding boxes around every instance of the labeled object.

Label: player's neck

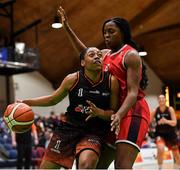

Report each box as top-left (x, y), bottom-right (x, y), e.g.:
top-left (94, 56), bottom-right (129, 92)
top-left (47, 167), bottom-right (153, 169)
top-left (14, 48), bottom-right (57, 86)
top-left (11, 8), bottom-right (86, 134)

top-left (159, 105), bottom-right (166, 112)
top-left (84, 70), bottom-right (102, 83)
top-left (111, 42), bottom-right (125, 53)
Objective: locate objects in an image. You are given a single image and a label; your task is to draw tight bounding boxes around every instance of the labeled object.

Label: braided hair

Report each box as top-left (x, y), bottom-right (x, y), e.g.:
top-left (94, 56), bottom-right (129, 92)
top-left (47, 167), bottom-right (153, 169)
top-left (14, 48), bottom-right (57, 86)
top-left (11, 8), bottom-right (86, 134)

top-left (102, 17), bottom-right (148, 90)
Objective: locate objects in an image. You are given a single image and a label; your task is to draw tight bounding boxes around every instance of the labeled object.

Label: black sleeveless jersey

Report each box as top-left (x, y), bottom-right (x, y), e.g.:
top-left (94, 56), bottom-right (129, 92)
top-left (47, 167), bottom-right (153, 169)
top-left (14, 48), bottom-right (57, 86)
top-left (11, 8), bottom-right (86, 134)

top-left (65, 70), bottom-right (111, 136)
top-left (154, 106), bottom-right (175, 134)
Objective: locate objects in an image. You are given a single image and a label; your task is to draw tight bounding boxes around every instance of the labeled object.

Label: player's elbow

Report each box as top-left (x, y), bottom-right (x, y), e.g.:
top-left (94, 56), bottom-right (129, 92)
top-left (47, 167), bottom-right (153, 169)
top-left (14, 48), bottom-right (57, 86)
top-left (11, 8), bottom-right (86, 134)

top-left (172, 120), bottom-right (177, 127)
top-left (129, 90), bottom-right (138, 103)
top-left (49, 99), bottom-right (58, 106)
top-left (47, 96), bottom-right (59, 106)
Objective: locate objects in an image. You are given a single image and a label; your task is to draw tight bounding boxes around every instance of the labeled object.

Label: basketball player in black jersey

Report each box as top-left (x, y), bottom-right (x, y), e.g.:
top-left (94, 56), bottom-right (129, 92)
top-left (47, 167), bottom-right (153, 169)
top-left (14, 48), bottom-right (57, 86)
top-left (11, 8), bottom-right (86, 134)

top-left (20, 47), bottom-right (119, 169)
top-left (151, 94), bottom-right (180, 169)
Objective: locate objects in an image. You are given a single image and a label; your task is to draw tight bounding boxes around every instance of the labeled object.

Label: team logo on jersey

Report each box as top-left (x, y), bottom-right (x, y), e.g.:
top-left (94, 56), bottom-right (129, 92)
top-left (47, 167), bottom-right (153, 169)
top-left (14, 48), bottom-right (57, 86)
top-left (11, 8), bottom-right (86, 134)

top-left (75, 104), bottom-right (90, 114)
top-left (104, 64), bottom-right (110, 72)
top-left (78, 88), bottom-right (83, 97)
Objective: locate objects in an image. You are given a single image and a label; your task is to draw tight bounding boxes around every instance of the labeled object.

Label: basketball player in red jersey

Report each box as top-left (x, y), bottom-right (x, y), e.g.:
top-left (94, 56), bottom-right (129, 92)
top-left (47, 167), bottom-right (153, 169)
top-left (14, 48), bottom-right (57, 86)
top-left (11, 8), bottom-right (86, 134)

top-left (58, 6), bottom-right (150, 169)
top-left (19, 47), bottom-right (119, 169)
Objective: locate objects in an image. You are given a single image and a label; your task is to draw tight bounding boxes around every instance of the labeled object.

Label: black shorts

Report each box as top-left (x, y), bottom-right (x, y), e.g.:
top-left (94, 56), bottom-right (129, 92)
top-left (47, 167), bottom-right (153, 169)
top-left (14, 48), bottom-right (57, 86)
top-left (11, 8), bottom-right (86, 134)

top-left (43, 122), bottom-right (103, 169)
top-left (155, 130), bottom-right (178, 147)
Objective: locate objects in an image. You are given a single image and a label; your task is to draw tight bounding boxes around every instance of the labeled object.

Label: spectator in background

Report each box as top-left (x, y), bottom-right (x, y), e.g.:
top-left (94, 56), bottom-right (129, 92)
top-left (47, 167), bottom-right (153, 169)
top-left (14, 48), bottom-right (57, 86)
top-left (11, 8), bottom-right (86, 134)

top-left (151, 94), bottom-right (180, 169)
top-left (44, 129), bottom-right (53, 148)
top-left (12, 123), bottom-right (39, 169)
top-left (47, 111), bottom-right (59, 130)
top-left (59, 112), bottom-right (66, 122)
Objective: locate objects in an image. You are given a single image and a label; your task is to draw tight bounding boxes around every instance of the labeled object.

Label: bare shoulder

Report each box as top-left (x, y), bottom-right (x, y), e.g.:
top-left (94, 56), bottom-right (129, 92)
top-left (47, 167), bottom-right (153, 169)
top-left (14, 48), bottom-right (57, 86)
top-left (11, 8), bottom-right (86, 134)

top-left (64, 72), bottom-right (78, 88)
top-left (110, 75), bottom-right (119, 88)
top-left (125, 49), bottom-right (141, 66)
top-left (127, 49), bottom-right (139, 55)
top-left (168, 106), bottom-right (175, 112)
top-left (101, 49), bottom-right (110, 58)
top-left (111, 75), bottom-right (118, 82)
top-left (126, 49), bottom-right (139, 59)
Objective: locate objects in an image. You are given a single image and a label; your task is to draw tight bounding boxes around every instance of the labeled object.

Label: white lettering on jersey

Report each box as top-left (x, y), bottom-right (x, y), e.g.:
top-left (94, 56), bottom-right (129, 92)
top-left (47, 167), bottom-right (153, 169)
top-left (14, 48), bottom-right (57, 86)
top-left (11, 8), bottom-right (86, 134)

top-left (89, 90), bottom-right (100, 94)
top-left (102, 92), bottom-right (110, 96)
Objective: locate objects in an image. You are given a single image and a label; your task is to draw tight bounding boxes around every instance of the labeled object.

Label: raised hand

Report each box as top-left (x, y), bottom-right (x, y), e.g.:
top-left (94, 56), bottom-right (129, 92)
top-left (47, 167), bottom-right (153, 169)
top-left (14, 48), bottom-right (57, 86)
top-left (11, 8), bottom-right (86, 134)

top-left (57, 6), bottom-right (68, 27)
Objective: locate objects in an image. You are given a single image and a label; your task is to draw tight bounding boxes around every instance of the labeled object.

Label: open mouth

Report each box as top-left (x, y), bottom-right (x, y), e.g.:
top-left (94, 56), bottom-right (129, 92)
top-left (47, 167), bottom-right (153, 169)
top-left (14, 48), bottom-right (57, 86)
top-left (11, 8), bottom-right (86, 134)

top-left (93, 60), bottom-right (101, 65)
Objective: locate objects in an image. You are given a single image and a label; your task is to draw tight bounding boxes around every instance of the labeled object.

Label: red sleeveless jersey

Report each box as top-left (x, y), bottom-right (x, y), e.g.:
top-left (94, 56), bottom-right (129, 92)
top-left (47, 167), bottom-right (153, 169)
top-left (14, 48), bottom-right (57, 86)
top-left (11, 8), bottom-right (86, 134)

top-left (103, 44), bottom-right (145, 106)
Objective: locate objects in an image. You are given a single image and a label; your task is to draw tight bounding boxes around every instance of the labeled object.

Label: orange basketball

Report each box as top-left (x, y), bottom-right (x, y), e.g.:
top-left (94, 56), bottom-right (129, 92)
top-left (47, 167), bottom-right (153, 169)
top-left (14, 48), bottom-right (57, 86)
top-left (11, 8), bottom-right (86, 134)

top-left (3, 102), bottom-right (34, 133)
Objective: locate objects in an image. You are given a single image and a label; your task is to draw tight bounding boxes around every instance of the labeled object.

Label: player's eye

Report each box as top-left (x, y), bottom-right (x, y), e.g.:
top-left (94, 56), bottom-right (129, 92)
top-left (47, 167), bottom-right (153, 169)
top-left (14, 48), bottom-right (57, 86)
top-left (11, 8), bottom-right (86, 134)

top-left (88, 52), bottom-right (95, 57)
top-left (97, 52), bottom-right (102, 58)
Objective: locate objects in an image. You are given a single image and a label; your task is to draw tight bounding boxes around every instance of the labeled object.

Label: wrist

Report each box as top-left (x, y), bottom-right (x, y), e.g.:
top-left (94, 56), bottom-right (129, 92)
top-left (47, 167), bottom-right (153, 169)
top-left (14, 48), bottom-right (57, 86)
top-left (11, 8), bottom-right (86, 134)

top-left (63, 23), bottom-right (70, 30)
top-left (98, 108), bottom-right (104, 117)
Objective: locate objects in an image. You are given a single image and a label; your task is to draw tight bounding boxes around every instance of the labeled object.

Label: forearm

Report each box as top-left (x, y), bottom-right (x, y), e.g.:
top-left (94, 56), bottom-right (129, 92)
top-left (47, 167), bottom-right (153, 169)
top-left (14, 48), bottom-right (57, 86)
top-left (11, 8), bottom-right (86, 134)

top-left (63, 24), bottom-right (87, 55)
top-left (22, 95), bottom-right (58, 107)
top-left (116, 92), bottom-right (137, 119)
top-left (166, 120), bottom-right (177, 127)
top-left (96, 108), bottom-right (114, 120)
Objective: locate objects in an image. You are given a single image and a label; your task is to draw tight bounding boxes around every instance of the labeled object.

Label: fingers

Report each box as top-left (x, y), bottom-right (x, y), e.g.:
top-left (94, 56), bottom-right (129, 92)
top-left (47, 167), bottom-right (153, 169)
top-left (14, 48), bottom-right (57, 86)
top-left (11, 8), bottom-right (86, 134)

top-left (86, 100), bottom-right (96, 108)
top-left (86, 100), bottom-right (97, 113)
top-left (57, 6), bottom-right (65, 22)
top-left (86, 108), bottom-right (96, 121)
top-left (85, 102), bottom-right (96, 121)
top-left (85, 114), bottom-right (94, 121)
top-left (16, 100), bottom-right (23, 103)
top-left (111, 114), bottom-right (120, 135)
top-left (111, 117), bottom-right (120, 128)
top-left (115, 126), bottom-right (120, 135)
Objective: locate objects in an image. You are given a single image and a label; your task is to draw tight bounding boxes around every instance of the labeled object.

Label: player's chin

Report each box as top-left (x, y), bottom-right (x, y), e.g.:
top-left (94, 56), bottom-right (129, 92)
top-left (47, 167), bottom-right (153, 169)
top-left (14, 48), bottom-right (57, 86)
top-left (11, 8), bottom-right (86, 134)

top-left (93, 64), bottom-right (102, 69)
top-left (105, 41), bottom-right (111, 48)
top-left (94, 67), bottom-right (102, 71)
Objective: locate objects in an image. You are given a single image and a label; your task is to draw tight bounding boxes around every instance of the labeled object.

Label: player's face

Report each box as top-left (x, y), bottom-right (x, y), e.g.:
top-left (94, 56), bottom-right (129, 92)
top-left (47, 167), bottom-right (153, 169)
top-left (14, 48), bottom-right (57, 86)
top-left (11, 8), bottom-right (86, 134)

top-left (81, 47), bottom-right (103, 71)
top-left (103, 21), bottom-right (123, 49)
top-left (158, 95), bottom-right (166, 106)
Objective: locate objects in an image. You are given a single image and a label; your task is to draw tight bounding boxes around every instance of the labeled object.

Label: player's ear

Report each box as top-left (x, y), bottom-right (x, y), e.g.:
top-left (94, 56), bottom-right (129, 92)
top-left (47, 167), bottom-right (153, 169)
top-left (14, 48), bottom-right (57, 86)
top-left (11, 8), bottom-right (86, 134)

top-left (81, 60), bottom-right (85, 67)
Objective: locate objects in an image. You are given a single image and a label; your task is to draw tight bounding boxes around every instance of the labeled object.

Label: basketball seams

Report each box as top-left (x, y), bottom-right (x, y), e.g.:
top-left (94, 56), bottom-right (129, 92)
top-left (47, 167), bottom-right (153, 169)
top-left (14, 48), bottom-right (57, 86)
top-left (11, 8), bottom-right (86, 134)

top-left (3, 102), bottom-right (34, 133)
top-left (13, 109), bottom-right (34, 120)
top-left (3, 103), bottom-right (22, 123)
top-left (11, 119), bottom-right (34, 126)
top-left (8, 103), bottom-right (22, 121)
top-left (7, 103), bottom-right (33, 121)
top-left (6, 119), bottom-right (34, 133)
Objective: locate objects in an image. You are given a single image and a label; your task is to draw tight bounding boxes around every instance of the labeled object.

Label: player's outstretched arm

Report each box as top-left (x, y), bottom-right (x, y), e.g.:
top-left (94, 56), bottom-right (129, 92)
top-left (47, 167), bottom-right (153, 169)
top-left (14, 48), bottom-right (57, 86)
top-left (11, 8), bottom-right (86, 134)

top-left (22, 73), bottom-right (78, 107)
top-left (57, 6), bottom-right (86, 56)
